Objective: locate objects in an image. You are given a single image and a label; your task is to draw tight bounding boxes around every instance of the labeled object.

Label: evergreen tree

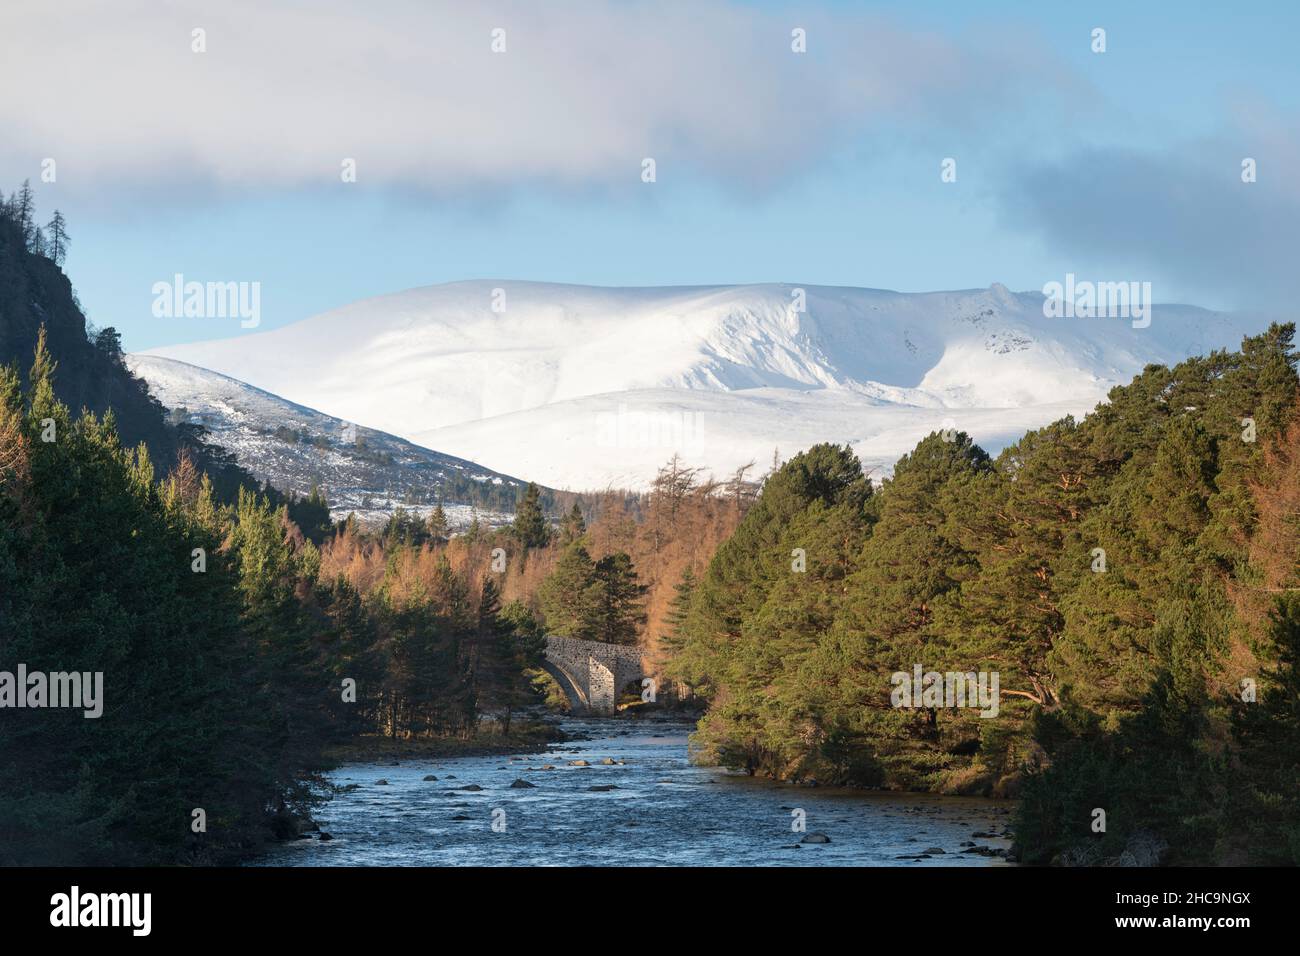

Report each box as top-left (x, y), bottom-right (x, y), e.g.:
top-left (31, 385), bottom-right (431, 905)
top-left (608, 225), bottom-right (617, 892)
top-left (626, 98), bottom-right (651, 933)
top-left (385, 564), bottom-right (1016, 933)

top-left (0, 334), bottom-right (326, 863)
top-left (474, 581), bottom-right (544, 733)
top-left (426, 503), bottom-right (449, 542)
top-left (559, 501), bottom-right (586, 545)
top-left (537, 543), bottom-right (602, 638)
top-left (45, 209), bottom-right (69, 266)
top-left (592, 551), bottom-right (647, 645)
top-left (12, 179), bottom-right (35, 249)
top-left (287, 483), bottom-right (333, 545)
top-left (382, 505), bottom-right (427, 548)
top-left (674, 443), bottom-right (869, 698)
top-left (660, 567), bottom-right (696, 658)
top-left (0, 317), bottom-right (556, 864)
top-left (93, 326), bottom-right (124, 363)
top-left (512, 481), bottom-right (550, 548)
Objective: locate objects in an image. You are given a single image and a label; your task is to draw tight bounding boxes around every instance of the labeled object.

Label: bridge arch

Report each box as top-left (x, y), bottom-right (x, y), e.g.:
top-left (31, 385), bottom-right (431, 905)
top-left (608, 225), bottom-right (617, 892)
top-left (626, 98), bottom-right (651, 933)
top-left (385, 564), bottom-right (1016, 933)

top-left (543, 636), bottom-right (644, 715)
top-left (539, 657), bottom-right (590, 712)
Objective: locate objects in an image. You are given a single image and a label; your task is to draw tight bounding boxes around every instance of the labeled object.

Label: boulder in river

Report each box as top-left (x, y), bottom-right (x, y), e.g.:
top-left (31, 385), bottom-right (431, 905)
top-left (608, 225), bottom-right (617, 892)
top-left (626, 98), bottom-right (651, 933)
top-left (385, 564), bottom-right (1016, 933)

top-left (457, 784), bottom-right (483, 792)
top-left (588, 784), bottom-right (618, 792)
top-left (570, 760), bottom-right (589, 767)
top-left (374, 779), bottom-right (389, 786)
top-left (801, 833), bottom-right (831, 844)
top-left (510, 779), bottom-right (536, 789)
top-left (319, 832), bottom-right (333, 842)
top-left (422, 775), bottom-right (438, 781)
top-left (601, 757), bottom-right (616, 765)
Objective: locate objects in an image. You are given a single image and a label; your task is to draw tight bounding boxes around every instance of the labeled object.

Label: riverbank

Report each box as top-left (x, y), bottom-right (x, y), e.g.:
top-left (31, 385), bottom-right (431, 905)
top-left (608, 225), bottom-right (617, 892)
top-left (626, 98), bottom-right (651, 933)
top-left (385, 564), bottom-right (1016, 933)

top-left (322, 719), bottom-right (561, 764)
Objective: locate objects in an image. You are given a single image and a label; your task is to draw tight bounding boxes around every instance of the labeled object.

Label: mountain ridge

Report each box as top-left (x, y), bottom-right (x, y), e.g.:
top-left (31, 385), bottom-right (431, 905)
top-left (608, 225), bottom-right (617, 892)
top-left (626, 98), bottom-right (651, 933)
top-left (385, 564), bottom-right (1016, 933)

top-left (141, 279), bottom-right (1268, 489)
top-left (127, 354), bottom-right (540, 526)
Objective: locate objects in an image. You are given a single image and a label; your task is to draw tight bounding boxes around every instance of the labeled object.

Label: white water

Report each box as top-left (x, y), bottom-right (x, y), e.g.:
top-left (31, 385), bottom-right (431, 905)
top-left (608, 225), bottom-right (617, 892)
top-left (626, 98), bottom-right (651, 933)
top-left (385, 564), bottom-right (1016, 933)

top-left (255, 718), bottom-right (1015, 867)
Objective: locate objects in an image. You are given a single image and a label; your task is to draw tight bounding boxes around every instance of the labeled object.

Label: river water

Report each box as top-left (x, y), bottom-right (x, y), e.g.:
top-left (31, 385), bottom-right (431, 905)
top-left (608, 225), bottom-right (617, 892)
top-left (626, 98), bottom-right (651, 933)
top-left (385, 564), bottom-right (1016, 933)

top-left (256, 717), bottom-right (1015, 866)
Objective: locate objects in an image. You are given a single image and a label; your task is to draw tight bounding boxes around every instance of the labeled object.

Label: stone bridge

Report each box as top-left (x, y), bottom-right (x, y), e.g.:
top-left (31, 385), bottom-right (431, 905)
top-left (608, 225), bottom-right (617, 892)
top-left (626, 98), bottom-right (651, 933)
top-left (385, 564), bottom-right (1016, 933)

top-left (542, 636), bottom-right (644, 715)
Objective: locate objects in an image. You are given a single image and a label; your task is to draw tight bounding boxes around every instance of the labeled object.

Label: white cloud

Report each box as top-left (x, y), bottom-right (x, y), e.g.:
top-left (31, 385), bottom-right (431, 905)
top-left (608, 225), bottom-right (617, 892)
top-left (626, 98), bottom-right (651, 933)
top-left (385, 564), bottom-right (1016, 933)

top-left (0, 0), bottom-right (1060, 197)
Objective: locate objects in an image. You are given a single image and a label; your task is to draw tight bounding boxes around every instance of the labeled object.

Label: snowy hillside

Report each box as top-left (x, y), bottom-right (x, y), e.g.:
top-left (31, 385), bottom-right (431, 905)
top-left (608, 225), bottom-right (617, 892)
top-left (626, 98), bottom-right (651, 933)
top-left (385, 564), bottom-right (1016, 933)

top-left (142, 281), bottom-right (1263, 490)
top-left (127, 355), bottom-right (527, 526)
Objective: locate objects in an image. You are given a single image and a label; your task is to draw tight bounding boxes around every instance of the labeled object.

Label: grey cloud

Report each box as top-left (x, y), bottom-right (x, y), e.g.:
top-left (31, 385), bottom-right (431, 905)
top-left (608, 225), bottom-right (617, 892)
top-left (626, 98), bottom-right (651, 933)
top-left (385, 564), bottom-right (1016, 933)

top-left (996, 127), bottom-right (1300, 311)
top-left (0, 0), bottom-right (1071, 199)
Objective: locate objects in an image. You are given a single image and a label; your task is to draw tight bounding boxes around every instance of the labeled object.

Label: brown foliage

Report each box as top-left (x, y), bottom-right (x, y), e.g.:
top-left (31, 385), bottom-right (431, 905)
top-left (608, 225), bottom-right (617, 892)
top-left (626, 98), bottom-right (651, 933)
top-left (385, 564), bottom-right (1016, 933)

top-left (581, 456), bottom-right (751, 673)
top-left (312, 456), bottom-right (752, 680)
top-left (1227, 395), bottom-right (1300, 680)
top-left (0, 407), bottom-right (29, 487)
top-left (1248, 414), bottom-right (1300, 595)
top-left (319, 523), bottom-right (389, 593)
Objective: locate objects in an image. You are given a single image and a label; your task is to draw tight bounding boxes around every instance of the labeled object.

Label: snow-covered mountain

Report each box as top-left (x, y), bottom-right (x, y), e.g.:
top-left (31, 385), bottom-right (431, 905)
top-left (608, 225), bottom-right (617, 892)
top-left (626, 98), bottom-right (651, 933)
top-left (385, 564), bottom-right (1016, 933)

top-left (141, 281), bottom-right (1264, 490)
top-left (127, 354), bottom-right (527, 527)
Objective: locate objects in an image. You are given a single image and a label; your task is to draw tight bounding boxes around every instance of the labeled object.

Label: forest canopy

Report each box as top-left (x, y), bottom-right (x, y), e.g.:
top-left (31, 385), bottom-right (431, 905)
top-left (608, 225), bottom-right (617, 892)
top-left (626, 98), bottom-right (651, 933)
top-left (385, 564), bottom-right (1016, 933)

top-left (663, 324), bottom-right (1300, 866)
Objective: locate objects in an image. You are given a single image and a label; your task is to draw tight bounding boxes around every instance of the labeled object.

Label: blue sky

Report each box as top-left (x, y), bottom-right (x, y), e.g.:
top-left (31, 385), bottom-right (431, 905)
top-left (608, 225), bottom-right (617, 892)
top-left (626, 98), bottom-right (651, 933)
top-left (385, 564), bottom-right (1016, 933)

top-left (3, 0), bottom-right (1296, 350)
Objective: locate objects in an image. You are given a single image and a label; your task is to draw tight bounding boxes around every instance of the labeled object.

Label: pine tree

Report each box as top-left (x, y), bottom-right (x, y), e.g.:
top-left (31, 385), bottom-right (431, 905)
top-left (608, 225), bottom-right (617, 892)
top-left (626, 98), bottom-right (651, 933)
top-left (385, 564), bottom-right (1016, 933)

top-left (660, 567), bottom-right (696, 657)
top-left (45, 210), bottom-right (69, 266)
top-left (0, 335), bottom-right (327, 863)
top-left (559, 501), bottom-right (586, 545)
top-left (426, 503), bottom-right (449, 542)
top-left (465, 577), bottom-right (507, 723)
top-left (287, 483), bottom-right (332, 544)
top-left (512, 482), bottom-right (550, 548)
top-left (382, 505), bottom-right (427, 548)
top-left (13, 180), bottom-right (35, 249)
top-left (537, 543), bottom-right (602, 638)
top-left (473, 580), bottom-right (543, 734)
top-left (592, 551), bottom-right (647, 645)
top-left (680, 443), bottom-right (869, 690)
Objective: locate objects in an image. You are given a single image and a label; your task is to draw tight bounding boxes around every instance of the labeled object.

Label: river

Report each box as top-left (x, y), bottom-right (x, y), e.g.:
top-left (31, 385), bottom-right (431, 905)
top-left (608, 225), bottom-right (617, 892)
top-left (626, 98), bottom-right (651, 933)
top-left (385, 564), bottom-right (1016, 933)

top-left (255, 717), bottom-right (1015, 866)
